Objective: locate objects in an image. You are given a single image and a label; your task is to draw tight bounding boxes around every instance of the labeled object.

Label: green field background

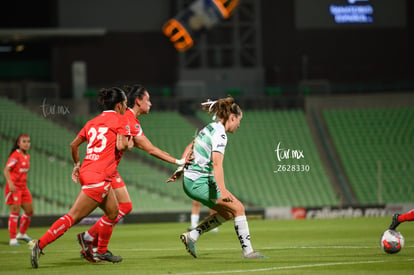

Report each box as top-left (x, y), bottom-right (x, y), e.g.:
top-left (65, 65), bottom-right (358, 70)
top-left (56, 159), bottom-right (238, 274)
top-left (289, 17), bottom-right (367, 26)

top-left (1, 217), bottom-right (413, 274)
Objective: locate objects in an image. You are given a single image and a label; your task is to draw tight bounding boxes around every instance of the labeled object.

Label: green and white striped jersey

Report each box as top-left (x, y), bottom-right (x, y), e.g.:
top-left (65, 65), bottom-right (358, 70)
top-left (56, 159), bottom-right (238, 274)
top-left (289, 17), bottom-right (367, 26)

top-left (184, 122), bottom-right (227, 181)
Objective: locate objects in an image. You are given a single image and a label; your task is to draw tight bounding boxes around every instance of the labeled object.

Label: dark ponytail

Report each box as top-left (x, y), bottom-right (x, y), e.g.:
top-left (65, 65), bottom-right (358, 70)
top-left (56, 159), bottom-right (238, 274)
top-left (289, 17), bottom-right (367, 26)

top-left (124, 84), bottom-right (147, 108)
top-left (9, 134), bottom-right (30, 156)
top-left (97, 87), bottom-right (126, 110)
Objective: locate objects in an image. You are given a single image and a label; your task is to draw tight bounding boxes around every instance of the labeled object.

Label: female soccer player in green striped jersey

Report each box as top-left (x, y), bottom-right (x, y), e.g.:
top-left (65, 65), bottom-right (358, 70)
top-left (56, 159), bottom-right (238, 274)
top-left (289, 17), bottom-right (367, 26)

top-left (169, 96), bottom-right (266, 259)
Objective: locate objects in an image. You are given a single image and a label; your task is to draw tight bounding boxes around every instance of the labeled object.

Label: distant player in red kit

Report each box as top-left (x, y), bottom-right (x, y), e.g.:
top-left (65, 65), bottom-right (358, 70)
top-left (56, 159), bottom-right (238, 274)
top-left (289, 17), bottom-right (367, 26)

top-left (4, 134), bottom-right (33, 246)
top-left (77, 84), bottom-right (192, 261)
top-left (389, 209), bottom-right (414, 230)
top-left (29, 87), bottom-right (132, 268)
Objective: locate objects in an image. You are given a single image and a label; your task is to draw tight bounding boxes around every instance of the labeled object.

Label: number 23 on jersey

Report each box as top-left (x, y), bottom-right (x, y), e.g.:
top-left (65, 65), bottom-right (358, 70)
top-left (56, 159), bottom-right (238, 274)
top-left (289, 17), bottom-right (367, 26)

top-left (85, 127), bottom-right (108, 160)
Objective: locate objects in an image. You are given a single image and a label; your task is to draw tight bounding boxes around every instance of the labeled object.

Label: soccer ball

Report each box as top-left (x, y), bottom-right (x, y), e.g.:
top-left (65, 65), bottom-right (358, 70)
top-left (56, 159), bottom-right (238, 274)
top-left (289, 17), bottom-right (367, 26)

top-left (380, 229), bottom-right (404, 254)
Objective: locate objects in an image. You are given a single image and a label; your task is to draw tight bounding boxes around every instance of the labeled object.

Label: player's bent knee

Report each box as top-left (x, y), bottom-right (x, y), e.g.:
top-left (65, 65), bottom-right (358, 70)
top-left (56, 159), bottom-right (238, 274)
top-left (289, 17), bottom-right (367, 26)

top-left (106, 206), bottom-right (119, 220)
top-left (233, 200), bottom-right (245, 216)
top-left (119, 202), bottom-right (133, 216)
top-left (107, 212), bottom-right (118, 220)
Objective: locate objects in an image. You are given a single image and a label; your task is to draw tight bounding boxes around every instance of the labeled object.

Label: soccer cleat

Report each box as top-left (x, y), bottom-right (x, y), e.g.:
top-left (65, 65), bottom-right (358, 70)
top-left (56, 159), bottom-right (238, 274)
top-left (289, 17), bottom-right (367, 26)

top-left (9, 238), bottom-right (20, 246)
top-left (180, 232), bottom-right (197, 258)
top-left (77, 232), bottom-right (96, 263)
top-left (244, 251), bottom-right (267, 259)
top-left (29, 240), bottom-right (43, 268)
top-left (16, 233), bottom-right (32, 243)
top-left (94, 250), bottom-right (123, 263)
top-left (80, 247), bottom-right (97, 259)
top-left (389, 213), bottom-right (401, 230)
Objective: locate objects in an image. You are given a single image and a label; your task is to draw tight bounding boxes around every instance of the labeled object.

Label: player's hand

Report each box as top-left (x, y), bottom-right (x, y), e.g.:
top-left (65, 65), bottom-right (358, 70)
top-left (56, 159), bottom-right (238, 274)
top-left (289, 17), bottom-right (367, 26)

top-left (166, 166), bottom-right (184, 183)
top-left (184, 150), bottom-right (194, 166)
top-left (9, 183), bottom-right (16, 193)
top-left (220, 189), bottom-right (235, 203)
top-left (72, 166), bottom-right (80, 183)
top-left (127, 136), bottom-right (134, 151)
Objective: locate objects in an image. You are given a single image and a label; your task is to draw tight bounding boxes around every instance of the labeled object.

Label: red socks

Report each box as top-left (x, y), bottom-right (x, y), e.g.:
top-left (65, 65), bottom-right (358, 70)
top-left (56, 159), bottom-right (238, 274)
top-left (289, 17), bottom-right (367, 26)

top-left (39, 214), bottom-right (74, 250)
top-left (8, 212), bottom-right (19, 239)
top-left (19, 213), bottom-right (32, 234)
top-left (89, 202), bottom-right (133, 247)
top-left (399, 209), bottom-right (414, 223)
top-left (117, 202), bottom-right (133, 221)
top-left (96, 216), bottom-right (116, 254)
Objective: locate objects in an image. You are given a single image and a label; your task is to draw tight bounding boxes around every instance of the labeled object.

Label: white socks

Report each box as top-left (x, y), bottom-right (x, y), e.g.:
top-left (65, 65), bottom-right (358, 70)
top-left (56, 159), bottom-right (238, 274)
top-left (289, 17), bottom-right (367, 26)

top-left (234, 215), bottom-right (254, 256)
top-left (190, 214), bottom-right (199, 228)
top-left (84, 231), bottom-right (94, 241)
top-left (189, 213), bottom-right (226, 240)
top-left (189, 214), bottom-right (254, 256)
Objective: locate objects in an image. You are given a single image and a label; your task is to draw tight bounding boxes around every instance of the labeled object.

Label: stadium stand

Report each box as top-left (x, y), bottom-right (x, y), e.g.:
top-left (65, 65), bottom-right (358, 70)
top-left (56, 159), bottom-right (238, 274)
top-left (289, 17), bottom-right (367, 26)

top-left (323, 107), bottom-right (414, 204)
top-left (198, 110), bottom-right (339, 207)
top-left (115, 109), bottom-right (339, 208)
top-left (0, 98), bottom-right (191, 215)
top-left (10, 96), bottom-right (412, 214)
top-left (81, 108), bottom-right (340, 208)
top-left (0, 97), bottom-right (78, 161)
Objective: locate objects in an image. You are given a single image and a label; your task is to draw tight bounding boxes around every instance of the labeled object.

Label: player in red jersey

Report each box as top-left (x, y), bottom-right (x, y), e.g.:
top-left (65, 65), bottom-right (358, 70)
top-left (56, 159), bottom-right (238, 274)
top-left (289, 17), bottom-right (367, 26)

top-left (4, 134), bottom-right (33, 246)
top-left (77, 84), bottom-right (193, 260)
top-left (29, 87), bottom-right (132, 268)
top-left (124, 84), bottom-right (191, 165)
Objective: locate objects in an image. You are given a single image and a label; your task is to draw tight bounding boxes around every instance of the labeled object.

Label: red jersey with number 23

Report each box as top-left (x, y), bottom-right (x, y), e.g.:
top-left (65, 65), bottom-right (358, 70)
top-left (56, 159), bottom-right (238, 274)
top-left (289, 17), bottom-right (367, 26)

top-left (78, 110), bottom-right (131, 184)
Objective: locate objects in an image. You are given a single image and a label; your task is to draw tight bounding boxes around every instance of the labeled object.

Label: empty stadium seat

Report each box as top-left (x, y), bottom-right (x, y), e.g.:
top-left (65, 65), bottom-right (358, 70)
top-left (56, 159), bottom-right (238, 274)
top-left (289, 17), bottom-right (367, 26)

top-left (323, 107), bottom-right (414, 204)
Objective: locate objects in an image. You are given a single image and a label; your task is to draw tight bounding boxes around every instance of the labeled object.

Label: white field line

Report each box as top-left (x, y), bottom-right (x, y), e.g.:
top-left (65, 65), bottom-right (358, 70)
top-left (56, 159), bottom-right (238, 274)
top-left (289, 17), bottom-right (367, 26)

top-left (2, 245), bottom-right (414, 253)
top-left (170, 259), bottom-right (414, 275)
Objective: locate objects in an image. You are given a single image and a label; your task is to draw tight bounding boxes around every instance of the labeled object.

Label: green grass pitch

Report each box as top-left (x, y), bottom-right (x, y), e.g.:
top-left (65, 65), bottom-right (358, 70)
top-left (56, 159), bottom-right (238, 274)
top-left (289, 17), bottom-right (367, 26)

top-left (0, 217), bottom-right (413, 274)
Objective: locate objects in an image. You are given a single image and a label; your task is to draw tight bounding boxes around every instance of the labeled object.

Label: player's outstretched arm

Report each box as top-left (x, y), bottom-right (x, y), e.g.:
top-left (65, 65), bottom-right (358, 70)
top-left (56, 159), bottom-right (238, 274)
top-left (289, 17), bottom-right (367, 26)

top-left (166, 141), bottom-right (194, 183)
top-left (134, 135), bottom-right (192, 165)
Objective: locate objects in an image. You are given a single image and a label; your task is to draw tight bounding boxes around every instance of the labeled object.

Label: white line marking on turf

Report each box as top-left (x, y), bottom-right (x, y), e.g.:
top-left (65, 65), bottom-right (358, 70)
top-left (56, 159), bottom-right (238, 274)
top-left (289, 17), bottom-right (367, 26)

top-left (2, 245), bottom-right (413, 254)
top-left (171, 259), bottom-right (414, 275)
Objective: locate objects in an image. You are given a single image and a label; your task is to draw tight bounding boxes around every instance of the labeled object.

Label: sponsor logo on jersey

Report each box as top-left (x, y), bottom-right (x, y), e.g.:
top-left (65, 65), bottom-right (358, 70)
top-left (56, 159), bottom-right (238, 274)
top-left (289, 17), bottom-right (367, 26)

top-left (8, 159), bottom-right (18, 167)
top-left (135, 124), bottom-right (143, 136)
top-left (85, 154), bottom-right (100, 161)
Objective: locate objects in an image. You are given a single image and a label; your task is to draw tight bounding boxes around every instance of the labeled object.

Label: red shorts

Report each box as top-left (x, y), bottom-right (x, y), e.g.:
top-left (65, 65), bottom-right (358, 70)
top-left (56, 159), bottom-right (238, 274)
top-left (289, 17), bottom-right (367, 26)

top-left (79, 171), bottom-right (112, 203)
top-left (81, 181), bottom-right (112, 203)
top-left (5, 184), bottom-right (32, 205)
top-left (111, 172), bottom-right (125, 189)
